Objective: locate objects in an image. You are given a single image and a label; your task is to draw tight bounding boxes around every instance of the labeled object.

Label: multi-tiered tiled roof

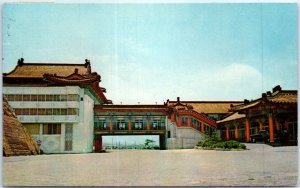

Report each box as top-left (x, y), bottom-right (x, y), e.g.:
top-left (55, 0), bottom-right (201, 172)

top-left (230, 85), bottom-right (297, 112)
top-left (3, 58), bottom-right (112, 104)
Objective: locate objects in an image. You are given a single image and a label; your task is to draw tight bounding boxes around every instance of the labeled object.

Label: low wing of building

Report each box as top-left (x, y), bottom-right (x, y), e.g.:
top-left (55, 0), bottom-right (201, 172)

top-left (217, 85), bottom-right (297, 145)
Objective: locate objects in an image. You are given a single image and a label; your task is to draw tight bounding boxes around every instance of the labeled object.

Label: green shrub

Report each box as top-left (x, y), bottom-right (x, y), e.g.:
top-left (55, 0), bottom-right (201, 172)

top-left (224, 140), bottom-right (240, 149)
top-left (238, 143), bottom-right (246, 149)
top-left (197, 133), bottom-right (246, 150)
top-left (201, 140), bottom-right (217, 148)
top-left (197, 141), bottom-right (203, 146)
top-left (213, 142), bottom-right (225, 148)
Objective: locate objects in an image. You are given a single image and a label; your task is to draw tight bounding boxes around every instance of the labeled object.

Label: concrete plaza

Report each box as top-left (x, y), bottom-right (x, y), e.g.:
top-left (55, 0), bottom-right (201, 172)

top-left (3, 144), bottom-right (298, 186)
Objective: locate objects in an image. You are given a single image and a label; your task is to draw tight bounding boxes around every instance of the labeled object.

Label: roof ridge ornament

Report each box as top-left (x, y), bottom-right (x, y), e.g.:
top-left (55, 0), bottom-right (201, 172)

top-left (17, 58), bottom-right (24, 66)
top-left (272, 85), bottom-right (282, 93)
top-left (85, 59), bottom-right (91, 74)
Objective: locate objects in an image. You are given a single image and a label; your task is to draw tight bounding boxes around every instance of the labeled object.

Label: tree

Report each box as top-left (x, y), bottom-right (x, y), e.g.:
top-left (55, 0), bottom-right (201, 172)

top-left (144, 139), bottom-right (155, 149)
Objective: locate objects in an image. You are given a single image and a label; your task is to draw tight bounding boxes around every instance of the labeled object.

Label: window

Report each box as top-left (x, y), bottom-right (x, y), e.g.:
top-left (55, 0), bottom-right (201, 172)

top-left (53, 108), bottom-right (61, 115)
top-left (23, 108), bottom-right (30, 115)
top-left (103, 122), bottom-right (107, 129)
top-left (30, 108), bottom-right (38, 115)
top-left (38, 108), bottom-right (46, 115)
top-left (31, 95), bottom-right (38, 101)
top-left (181, 116), bottom-right (188, 125)
top-left (152, 120), bottom-right (165, 130)
top-left (152, 122), bottom-right (157, 129)
top-left (53, 95), bottom-right (61, 101)
top-left (67, 108), bottom-right (78, 115)
top-left (46, 95), bottom-right (54, 101)
top-left (134, 120), bottom-right (143, 130)
top-left (15, 109), bottom-right (22, 115)
top-left (7, 95), bottom-right (15, 101)
top-left (67, 94), bottom-right (79, 101)
top-left (95, 119), bottom-right (108, 130)
top-left (46, 108), bottom-right (53, 115)
top-left (61, 109), bottom-right (67, 115)
top-left (117, 120), bottom-right (126, 130)
top-left (12, 108), bottom-right (78, 116)
top-left (23, 95), bottom-right (31, 101)
top-left (38, 95), bottom-right (45, 101)
top-left (43, 123), bottom-right (61, 134)
top-left (15, 95), bottom-right (22, 101)
top-left (61, 95), bottom-right (67, 101)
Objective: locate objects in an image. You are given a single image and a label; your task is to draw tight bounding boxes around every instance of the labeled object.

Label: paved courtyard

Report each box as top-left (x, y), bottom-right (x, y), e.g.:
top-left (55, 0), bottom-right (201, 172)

top-left (3, 144), bottom-right (298, 186)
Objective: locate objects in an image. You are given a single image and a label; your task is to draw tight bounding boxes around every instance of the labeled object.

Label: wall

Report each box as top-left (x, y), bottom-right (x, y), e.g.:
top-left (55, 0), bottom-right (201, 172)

top-left (166, 120), bottom-right (206, 149)
top-left (3, 86), bottom-right (95, 154)
top-left (72, 93), bottom-right (94, 153)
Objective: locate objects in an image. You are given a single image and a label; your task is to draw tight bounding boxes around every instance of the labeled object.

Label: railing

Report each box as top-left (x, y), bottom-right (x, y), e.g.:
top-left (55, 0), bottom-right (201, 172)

top-left (170, 109), bottom-right (218, 134)
top-left (179, 123), bottom-right (204, 134)
top-left (94, 124), bottom-right (166, 132)
top-left (188, 110), bottom-right (217, 127)
top-left (94, 125), bottom-right (110, 131)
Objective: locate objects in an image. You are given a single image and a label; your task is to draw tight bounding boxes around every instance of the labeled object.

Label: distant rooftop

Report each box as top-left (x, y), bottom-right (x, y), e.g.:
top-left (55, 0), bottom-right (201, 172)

top-left (168, 98), bottom-right (242, 114)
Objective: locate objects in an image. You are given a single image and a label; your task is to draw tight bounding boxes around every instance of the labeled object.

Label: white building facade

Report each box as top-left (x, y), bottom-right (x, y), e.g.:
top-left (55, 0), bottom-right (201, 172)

top-left (3, 59), bottom-right (111, 153)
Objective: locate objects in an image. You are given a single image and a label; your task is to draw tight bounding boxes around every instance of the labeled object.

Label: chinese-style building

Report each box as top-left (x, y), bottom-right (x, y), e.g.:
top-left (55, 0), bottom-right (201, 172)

top-left (164, 98), bottom-right (242, 149)
top-left (3, 58), bottom-right (111, 153)
top-left (217, 85), bottom-right (297, 145)
top-left (3, 58), bottom-right (297, 154)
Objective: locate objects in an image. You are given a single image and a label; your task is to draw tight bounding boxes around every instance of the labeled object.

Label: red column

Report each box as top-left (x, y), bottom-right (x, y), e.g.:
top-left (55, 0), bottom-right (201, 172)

top-left (226, 127), bottom-right (230, 140)
top-left (128, 119), bottom-right (132, 130)
top-left (275, 120), bottom-right (280, 131)
top-left (110, 120), bottom-right (113, 131)
top-left (201, 124), bottom-right (205, 132)
top-left (235, 126), bottom-right (239, 140)
top-left (99, 136), bottom-right (102, 151)
top-left (95, 136), bottom-right (102, 152)
top-left (177, 115), bottom-right (181, 127)
top-left (245, 117), bottom-right (250, 142)
top-left (259, 121), bottom-right (263, 131)
top-left (147, 120), bottom-right (150, 130)
top-left (187, 116), bottom-right (191, 127)
top-left (171, 113), bottom-right (175, 123)
top-left (269, 114), bottom-right (274, 143)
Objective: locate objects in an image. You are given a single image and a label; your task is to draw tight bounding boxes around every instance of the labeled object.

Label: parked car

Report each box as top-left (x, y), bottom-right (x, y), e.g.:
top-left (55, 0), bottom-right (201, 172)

top-left (250, 130), bottom-right (269, 143)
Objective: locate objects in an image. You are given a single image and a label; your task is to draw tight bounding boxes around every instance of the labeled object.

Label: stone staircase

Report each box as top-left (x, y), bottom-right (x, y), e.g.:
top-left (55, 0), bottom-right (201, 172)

top-left (3, 96), bottom-right (39, 156)
top-left (166, 117), bottom-right (206, 149)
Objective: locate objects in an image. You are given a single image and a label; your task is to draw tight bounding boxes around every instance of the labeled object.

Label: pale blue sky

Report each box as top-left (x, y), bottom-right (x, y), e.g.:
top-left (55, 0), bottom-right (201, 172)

top-left (3, 3), bottom-right (298, 104)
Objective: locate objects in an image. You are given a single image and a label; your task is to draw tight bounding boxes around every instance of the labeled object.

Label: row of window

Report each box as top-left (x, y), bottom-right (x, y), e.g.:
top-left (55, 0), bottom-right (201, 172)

top-left (191, 117), bottom-right (201, 127)
top-left (15, 108), bottom-right (79, 116)
top-left (24, 123), bottom-right (61, 135)
top-left (181, 116), bottom-right (202, 127)
top-left (4, 94), bottom-right (80, 102)
top-left (95, 120), bottom-right (165, 130)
